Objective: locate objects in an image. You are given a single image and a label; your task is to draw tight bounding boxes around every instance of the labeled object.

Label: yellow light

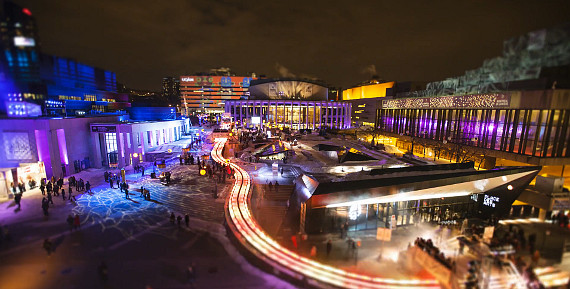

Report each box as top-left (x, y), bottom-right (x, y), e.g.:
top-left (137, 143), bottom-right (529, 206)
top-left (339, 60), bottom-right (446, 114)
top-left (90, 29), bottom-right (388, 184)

top-left (201, 129), bottom-right (204, 132)
top-left (133, 153), bottom-right (138, 158)
top-left (196, 133), bottom-right (200, 136)
top-left (167, 149), bottom-right (172, 153)
top-left (229, 133), bottom-right (233, 136)
top-left (200, 169), bottom-right (206, 175)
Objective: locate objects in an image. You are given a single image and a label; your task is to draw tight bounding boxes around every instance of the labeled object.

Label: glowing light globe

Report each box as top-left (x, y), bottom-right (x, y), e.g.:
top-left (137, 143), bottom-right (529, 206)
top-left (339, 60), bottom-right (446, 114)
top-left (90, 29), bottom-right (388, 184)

top-left (133, 153), bottom-right (138, 158)
top-left (200, 169), bottom-right (206, 176)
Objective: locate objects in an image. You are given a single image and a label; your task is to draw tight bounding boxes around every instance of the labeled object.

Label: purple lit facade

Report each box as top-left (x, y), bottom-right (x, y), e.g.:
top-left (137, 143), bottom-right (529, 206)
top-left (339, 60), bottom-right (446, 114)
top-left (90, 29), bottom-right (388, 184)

top-left (225, 100), bottom-right (351, 129)
top-left (377, 90), bottom-right (570, 164)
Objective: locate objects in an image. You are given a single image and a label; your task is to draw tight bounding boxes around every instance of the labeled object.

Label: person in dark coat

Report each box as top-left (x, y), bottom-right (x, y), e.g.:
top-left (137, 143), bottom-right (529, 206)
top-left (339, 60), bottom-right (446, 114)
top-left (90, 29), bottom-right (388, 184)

top-left (185, 214), bottom-right (190, 227)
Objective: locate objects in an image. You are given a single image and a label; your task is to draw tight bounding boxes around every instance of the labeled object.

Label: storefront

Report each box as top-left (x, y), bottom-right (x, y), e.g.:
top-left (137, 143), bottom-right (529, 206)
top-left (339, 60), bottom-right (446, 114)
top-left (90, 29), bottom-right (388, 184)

top-left (0, 162), bottom-right (46, 200)
top-left (295, 163), bottom-right (540, 234)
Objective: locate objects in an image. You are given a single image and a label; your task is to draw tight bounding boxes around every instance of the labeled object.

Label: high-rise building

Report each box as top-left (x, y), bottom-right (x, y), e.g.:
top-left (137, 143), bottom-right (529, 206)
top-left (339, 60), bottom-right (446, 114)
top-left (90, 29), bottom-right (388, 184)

top-left (162, 77), bottom-right (180, 106)
top-left (0, 0), bottom-right (128, 117)
top-left (0, 0), bottom-right (44, 114)
top-left (180, 69), bottom-right (257, 115)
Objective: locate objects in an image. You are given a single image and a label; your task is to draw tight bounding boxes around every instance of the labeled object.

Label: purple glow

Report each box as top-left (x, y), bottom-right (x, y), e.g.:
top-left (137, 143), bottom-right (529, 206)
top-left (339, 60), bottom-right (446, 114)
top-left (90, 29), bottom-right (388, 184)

top-left (56, 129), bottom-right (69, 165)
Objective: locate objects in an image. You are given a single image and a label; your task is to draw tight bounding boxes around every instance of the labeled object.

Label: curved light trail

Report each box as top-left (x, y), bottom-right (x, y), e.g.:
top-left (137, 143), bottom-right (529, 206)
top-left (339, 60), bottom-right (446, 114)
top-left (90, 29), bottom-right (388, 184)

top-left (212, 138), bottom-right (440, 289)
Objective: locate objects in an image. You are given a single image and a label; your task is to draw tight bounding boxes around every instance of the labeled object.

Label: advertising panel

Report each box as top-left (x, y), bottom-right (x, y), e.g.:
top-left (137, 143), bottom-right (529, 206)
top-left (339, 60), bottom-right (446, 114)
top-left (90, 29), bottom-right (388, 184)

top-left (3, 132), bottom-right (33, 161)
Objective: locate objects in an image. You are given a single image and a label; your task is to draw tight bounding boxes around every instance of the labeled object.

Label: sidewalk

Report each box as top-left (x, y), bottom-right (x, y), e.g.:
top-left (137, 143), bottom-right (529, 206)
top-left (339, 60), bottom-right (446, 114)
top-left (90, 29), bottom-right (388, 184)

top-left (0, 126), bottom-right (297, 289)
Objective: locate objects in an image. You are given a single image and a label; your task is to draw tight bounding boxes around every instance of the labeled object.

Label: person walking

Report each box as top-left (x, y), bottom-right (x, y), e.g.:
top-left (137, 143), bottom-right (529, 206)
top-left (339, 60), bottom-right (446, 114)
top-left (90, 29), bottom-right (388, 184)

top-left (13, 193), bottom-right (22, 211)
top-left (40, 184), bottom-right (45, 195)
top-left (85, 181), bottom-right (91, 193)
top-left (47, 191), bottom-right (54, 205)
top-left (73, 214), bottom-right (80, 230)
top-left (42, 198), bottom-right (49, 216)
top-left (326, 239), bottom-right (332, 258)
top-left (124, 188), bottom-right (129, 199)
top-left (109, 178), bottom-right (113, 189)
top-left (170, 213), bottom-right (175, 224)
top-left (187, 263), bottom-right (196, 287)
top-left (140, 186), bottom-right (145, 197)
top-left (43, 238), bottom-right (53, 256)
top-left (177, 215), bottom-right (182, 228)
top-left (185, 214), bottom-right (190, 227)
top-left (67, 215), bottom-right (74, 232)
top-left (141, 166), bottom-right (145, 176)
top-left (61, 188), bottom-right (66, 201)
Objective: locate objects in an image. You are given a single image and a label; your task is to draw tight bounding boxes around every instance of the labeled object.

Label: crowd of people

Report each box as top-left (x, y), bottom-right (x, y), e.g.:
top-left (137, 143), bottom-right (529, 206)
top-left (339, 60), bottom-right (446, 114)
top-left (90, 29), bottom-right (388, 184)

top-left (414, 237), bottom-right (455, 270)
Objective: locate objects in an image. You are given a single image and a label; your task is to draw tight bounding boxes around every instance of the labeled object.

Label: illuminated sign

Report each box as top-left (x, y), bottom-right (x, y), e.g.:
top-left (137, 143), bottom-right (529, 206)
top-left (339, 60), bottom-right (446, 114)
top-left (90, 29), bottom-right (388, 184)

top-left (382, 93), bottom-right (511, 109)
top-left (91, 126), bottom-right (117, 133)
top-left (181, 77), bottom-right (194, 82)
top-left (13, 36), bottom-right (35, 47)
top-left (251, 116), bottom-right (261, 124)
top-left (348, 204), bottom-right (361, 220)
top-left (470, 194), bottom-right (478, 202)
top-left (483, 194), bottom-right (499, 208)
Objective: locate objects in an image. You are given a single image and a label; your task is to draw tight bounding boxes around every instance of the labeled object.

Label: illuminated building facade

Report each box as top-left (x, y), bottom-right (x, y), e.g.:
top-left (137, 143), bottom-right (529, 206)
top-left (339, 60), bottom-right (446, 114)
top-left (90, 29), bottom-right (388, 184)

top-left (0, 1), bottom-right (128, 117)
top-left (0, 115), bottom-right (190, 201)
top-left (225, 78), bottom-right (350, 129)
top-left (295, 163), bottom-right (540, 233)
top-left (377, 91), bottom-right (570, 164)
top-left (342, 81), bottom-right (395, 127)
top-left (342, 81), bottom-right (395, 100)
top-left (179, 74), bottom-right (256, 115)
top-left (225, 100), bottom-right (351, 129)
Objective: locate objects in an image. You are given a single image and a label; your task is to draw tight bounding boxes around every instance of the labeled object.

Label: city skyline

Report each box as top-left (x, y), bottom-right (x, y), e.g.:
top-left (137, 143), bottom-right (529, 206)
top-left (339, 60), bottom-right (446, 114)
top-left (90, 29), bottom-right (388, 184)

top-left (15, 0), bottom-right (570, 90)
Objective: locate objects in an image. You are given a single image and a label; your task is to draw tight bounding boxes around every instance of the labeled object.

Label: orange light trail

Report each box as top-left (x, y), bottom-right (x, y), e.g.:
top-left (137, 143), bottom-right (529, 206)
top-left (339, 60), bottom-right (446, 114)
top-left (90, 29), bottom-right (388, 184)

top-left (212, 138), bottom-right (440, 289)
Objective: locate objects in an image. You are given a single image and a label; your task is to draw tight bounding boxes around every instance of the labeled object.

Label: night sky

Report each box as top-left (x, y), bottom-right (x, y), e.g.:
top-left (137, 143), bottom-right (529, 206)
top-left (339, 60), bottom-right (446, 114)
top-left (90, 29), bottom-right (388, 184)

top-left (16, 0), bottom-right (570, 91)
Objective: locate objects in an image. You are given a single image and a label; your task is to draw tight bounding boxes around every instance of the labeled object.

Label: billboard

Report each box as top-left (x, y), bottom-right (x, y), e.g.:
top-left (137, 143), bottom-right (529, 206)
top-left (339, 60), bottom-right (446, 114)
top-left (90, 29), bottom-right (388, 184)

top-left (3, 132), bottom-right (33, 161)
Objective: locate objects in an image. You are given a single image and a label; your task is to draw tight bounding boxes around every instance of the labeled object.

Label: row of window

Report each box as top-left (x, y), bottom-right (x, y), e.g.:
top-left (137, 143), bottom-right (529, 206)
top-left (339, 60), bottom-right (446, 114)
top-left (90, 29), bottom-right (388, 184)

top-left (378, 108), bottom-right (570, 158)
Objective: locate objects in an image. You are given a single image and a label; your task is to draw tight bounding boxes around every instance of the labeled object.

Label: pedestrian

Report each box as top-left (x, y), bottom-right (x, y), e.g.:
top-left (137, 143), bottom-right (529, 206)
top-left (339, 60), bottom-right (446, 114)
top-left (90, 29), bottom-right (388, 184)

top-left (125, 188), bottom-right (129, 199)
top-left (187, 263), bottom-right (196, 286)
top-left (40, 184), bottom-right (45, 195)
top-left (177, 215), bottom-right (182, 228)
top-left (109, 178), bottom-right (113, 189)
top-left (61, 188), bottom-right (66, 200)
top-left (85, 181), bottom-right (91, 193)
top-left (170, 212), bottom-right (175, 224)
top-left (326, 239), bottom-right (332, 257)
top-left (67, 215), bottom-right (74, 231)
top-left (41, 198), bottom-right (49, 216)
top-left (73, 214), bottom-right (80, 230)
top-left (14, 193), bottom-right (22, 211)
top-left (310, 245), bottom-right (317, 258)
top-left (140, 186), bottom-right (145, 197)
top-left (104, 171), bottom-right (109, 182)
top-left (43, 238), bottom-right (52, 256)
top-left (185, 214), bottom-right (190, 227)
top-left (141, 166), bottom-right (145, 176)
top-left (47, 191), bottom-right (54, 204)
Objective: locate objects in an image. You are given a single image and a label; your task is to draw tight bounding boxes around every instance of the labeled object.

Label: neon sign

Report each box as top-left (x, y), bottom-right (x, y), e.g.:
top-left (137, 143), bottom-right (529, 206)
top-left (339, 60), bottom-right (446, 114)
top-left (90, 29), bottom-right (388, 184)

top-left (483, 195), bottom-right (499, 208)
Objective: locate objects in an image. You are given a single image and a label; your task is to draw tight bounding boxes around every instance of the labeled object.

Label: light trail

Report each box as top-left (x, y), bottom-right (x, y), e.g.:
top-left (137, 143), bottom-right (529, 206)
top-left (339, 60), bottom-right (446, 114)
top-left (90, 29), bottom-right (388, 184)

top-left (212, 138), bottom-right (440, 289)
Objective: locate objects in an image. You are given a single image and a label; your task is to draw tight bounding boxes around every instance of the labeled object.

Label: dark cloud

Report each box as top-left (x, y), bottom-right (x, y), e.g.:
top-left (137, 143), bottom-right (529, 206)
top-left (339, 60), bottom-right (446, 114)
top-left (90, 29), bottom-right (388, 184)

top-left (15, 0), bottom-right (570, 90)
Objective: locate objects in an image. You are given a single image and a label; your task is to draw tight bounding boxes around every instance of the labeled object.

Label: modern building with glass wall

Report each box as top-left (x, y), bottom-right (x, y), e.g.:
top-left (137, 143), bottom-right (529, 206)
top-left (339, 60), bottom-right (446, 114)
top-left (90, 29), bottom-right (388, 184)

top-left (377, 90), bottom-right (570, 165)
top-left (294, 163), bottom-right (540, 234)
top-left (225, 99), bottom-right (351, 130)
top-left (225, 78), bottom-right (351, 129)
